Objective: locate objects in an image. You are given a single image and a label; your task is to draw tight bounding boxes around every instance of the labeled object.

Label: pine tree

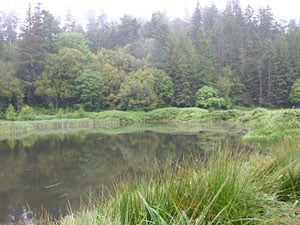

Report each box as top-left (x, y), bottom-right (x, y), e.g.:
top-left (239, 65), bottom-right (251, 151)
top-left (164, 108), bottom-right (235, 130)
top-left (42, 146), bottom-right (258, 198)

top-left (17, 3), bottom-right (60, 105)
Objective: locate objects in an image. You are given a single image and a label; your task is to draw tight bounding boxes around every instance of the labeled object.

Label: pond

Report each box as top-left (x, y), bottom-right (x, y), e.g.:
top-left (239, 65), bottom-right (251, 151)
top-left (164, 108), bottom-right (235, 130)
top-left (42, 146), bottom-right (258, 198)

top-left (0, 123), bottom-right (243, 224)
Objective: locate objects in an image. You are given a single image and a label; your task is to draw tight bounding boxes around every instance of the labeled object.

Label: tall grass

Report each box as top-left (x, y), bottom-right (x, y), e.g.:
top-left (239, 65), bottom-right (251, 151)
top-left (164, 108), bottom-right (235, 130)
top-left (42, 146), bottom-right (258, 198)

top-left (54, 138), bottom-right (300, 225)
top-left (260, 138), bottom-right (300, 202)
top-left (115, 148), bottom-right (261, 225)
top-left (2, 107), bottom-right (300, 141)
top-left (2, 107), bottom-right (300, 224)
top-left (0, 107), bottom-right (244, 137)
top-left (241, 108), bottom-right (300, 145)
top-left (0, 118), bottom-right (120, 137)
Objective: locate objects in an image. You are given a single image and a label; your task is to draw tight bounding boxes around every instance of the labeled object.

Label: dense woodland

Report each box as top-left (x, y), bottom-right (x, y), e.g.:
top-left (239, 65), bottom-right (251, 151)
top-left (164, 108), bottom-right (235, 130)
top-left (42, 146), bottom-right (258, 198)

top-left (0, 0), bottom-right (300, 113)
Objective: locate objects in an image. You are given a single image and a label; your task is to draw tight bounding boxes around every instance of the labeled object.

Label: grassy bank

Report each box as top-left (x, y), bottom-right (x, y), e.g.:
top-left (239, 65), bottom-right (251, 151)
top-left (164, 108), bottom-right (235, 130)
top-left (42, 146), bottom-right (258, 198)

top-left (0, 118), bottom-right (120, 138)
top-left (51, 108), bottom-right (299, 224)
top-left (1, 107), bottom-right (300, 224)
top-left (240, 108), bottom-right (300, 146)
top-left (0, 108), bottom-right (209, 136)
top-left (51, 138), bottom-right (300, 225)
top-left (1, 107), bottom-right (300, 142)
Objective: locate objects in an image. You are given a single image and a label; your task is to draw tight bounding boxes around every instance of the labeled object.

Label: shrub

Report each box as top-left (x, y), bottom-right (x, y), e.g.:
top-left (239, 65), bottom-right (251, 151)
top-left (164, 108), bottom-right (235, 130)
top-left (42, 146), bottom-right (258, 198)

top-left (19, 105), bottom-right (36, 120)
top-left (73, 106), bottom-right (87, 118)
top-left (5, 104), bottom-right (17, 121)
top-left (195, 86), bottom-right (229, 109)
top-left (56, 108), bottom-right (65, 119)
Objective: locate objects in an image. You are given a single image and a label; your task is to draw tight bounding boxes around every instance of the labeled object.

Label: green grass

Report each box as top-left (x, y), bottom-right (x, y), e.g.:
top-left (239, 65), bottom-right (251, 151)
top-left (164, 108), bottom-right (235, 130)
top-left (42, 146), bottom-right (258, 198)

top-left (0, 118), bottom-right (120, 138)
top-left (1, 107), bottom-right (300, 224)
top-left (50, 139), bottom-right (300, 225)
top-left (261, 138), bottom-right (300, 202)
top-left (2, 107), bottom-right (300, 148)
top-left (241, 108), bottom-right (300, 145)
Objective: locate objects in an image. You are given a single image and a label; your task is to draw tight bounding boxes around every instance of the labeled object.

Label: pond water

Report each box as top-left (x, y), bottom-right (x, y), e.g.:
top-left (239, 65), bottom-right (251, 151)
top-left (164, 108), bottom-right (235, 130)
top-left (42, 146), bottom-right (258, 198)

top-left (0, 124), bottom-right (242, 224)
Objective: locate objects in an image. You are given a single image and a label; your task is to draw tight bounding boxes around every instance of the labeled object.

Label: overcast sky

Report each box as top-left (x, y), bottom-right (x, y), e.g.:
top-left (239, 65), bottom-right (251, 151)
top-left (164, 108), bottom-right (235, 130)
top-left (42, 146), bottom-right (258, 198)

top-left (2, 0), bottom-right (300, 23)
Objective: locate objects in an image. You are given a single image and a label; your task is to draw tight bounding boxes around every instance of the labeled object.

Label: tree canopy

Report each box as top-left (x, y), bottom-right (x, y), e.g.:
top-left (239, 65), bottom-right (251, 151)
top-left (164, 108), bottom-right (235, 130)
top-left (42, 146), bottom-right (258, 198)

top-left (0, 1), bottom-right (299, 114)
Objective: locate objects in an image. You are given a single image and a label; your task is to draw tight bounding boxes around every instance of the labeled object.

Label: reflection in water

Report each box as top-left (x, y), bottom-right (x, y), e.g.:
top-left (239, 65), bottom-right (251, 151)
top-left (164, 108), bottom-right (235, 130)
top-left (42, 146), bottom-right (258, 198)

top-left (6, 206), bottom-right (33, 225)
top-left (0, 127), bottom-right (237, 223)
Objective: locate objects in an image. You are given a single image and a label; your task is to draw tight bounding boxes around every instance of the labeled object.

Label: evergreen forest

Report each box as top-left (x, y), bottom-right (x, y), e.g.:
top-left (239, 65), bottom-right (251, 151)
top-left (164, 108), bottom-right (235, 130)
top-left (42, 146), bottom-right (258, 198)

top-left (0, 0), bottom-right (300, 113)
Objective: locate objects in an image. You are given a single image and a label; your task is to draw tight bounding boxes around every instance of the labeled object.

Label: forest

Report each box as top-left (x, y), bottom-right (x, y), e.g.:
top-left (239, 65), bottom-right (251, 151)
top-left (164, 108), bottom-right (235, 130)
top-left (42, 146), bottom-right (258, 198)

top-left (0, 0), bottom-right (300, 113)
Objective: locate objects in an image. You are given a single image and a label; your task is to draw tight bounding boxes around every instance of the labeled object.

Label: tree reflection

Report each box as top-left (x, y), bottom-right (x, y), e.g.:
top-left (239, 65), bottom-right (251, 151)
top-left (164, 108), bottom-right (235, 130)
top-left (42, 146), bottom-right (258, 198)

top-left (0, 128), bottom-right (232, 222)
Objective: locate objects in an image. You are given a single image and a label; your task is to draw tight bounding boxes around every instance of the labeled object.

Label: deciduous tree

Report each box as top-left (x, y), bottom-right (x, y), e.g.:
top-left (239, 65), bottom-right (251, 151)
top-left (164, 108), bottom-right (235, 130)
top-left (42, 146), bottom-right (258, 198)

top-left (74, 70), bottom-right (103, 110)
top-left (35, 48), bottom-right (85, 109)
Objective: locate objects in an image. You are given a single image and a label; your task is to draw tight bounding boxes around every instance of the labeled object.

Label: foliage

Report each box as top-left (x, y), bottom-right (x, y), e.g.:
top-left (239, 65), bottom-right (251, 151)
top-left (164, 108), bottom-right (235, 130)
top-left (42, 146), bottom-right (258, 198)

top-left (97, 47), bottom-right (144, 73)
top-left (58, 138), bottom-right (300, 225)
top-left (35, 48), bottom-right (86, 108)
top-left (206, 109), bottom-right (244, 121)
top-left (195, 86), bottom-right (228, 109)
top-left (70, 106), bottom-right (88, 118)
top-left (273, 109), bottom-right (300, 128)
top-left (74, 70), bottom-right (103, 111)
top-left (96, 62), bottom-right (125, 109)
top-left (5, 104), bottom-right (17, 121)
top-left (55, 32), bottom-right (92, 58)
top-left (19, 105), bottom-right (36, 120)
top-left (0, 1), bottom-right (300, 112)
top-left (117, 68), bottom-right (158, 111)
top-left (95, 48), bottom-right (145, 109)
top-left (289, 79), bottom-right (300, 105)
top-left (0, 61), bottom-right (22, 104)
top-left (242, 109), bottom-right (300, 144)
top-left (16, 5), bottom-right (60, 105)
top-left (117, 150), bottom-right (258, 224)
top-left (152, 69), bottom-right (174, 106)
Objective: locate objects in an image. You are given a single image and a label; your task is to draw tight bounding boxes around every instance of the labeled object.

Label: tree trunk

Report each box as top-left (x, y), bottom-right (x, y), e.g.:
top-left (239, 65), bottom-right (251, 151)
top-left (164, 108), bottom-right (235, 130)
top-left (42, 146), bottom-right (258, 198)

top-left (258, 58), bottom-right (263, 106)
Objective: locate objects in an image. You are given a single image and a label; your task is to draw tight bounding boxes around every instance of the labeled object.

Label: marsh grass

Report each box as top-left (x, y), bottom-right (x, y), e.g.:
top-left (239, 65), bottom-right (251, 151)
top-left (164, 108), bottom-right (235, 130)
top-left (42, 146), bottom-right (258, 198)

top-left (0, 118), bottom-right (120, 137)
top-left (2, 107), bottom-right (300, 142)
top-left (56, 138), bottom-right (300, 225)
top-left (59, 145), bottom-right (264, 225)
top-left (241, 109), bottom-right (300, 145)
top-left (0, 107), bottom-right (234, 137)
top-left (262, 138), bottom-right (300, 202)
top-left (2, 107), bottom-right (300, 224)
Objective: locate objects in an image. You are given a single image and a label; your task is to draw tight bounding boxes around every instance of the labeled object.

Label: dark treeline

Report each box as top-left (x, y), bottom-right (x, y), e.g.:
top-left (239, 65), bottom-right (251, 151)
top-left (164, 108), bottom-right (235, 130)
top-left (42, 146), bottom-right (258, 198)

top-left (0, 0), bottom-right (300, 113)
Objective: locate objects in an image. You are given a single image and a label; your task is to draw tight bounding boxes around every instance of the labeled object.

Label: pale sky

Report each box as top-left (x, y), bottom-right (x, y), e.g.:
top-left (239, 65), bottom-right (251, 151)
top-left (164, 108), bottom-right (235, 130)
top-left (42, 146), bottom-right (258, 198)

top-left (2, 0), bottom-right (300, 23)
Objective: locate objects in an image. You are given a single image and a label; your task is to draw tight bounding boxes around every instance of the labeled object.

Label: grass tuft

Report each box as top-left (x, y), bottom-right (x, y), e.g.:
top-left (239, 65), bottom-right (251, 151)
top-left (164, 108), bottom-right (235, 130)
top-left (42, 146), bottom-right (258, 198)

top-left (54, 138), bottom-right (300, 225)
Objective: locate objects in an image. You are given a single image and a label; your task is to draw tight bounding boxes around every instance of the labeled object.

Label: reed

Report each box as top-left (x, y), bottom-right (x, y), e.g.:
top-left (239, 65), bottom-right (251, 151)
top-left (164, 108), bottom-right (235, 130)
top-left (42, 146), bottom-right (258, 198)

top-left (55, 138), bottom-right (300, 225)
top-left (0, 118), bottom-right (121, 137)
top-left (262, 138), bottom-right (300, 202)
top-left (2, 108), bottom-right (300, 224)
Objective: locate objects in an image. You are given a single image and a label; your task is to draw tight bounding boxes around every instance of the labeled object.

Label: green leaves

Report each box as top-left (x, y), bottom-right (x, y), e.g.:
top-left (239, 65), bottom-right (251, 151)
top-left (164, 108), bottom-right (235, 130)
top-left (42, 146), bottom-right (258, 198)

top-left (153, 69), bottom-right (174, 106)
top-left (35, 48), bottom-right (86, 109)
top-left (74, 70), bottom-right (103, 110)
top-left (0, 61), bottom-right (21, 101)
top-left (289, 79), bottom-right (300, 105)
top-left (55, 32), bottom-right (91, 58)
top-left (5, 104), bottom-right (16, 121)
top-left (1, 2), bottom-right (300, 111)
top-left (195, 86), bottom-right (228, 109)
top-left (117, 68), bottom-right (158, 111)
top-left (19, 105), bottom-right (36, 120)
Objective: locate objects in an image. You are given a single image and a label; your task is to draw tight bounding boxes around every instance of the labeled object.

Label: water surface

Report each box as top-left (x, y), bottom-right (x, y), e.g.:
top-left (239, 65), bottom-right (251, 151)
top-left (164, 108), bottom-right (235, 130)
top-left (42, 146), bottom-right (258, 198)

top-left (0, 124), bottom-right (241, 223)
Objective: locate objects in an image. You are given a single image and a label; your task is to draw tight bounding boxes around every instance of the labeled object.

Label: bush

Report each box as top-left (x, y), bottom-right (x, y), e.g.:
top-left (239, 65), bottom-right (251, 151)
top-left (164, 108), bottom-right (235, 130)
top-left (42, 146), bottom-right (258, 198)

top-left (55, 108), bottom-right (65, 119)
top-left (72, 106), bottom-right (87, 118)
top-left (5, 104), bottom-right (17, 121)
top-left (19, 105), bottom-right (36, 120)
top-left (195, 86), bottom-right (229, 109)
